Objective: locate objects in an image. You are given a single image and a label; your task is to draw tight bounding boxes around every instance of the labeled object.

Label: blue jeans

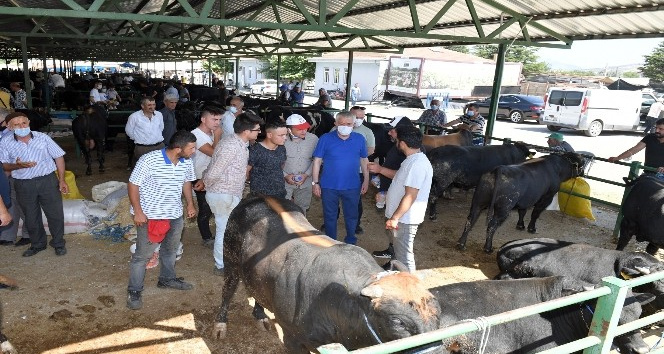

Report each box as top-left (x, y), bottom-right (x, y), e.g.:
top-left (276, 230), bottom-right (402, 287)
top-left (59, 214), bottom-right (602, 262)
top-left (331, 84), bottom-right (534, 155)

top-left (321, 188), bottom-right (360, 244)
top-left (128, 216), bottom-right (184, 292)
top-left (206, 192), bottom-right (241, 270)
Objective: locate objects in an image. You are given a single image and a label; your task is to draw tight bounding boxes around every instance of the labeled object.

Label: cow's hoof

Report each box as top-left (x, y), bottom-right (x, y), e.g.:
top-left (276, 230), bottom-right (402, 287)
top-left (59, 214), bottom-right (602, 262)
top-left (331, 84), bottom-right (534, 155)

top-left (527, 228), bottom-right (537, 234)
top-left (99, 167), bottom-right (105, 173)
top-left (428, 215), bottom-right (438, 221)
top-left (484, 247), bottom-right (494, 254)
top-left (1, 340), bottom-right (18, 354)
top-left (255, 318), bottom-right (271, 332)
top-left (455, 243), bottom-right (466, 251)
top-left (212, 322), bottom-right (227, 340)
top-left (515, 224), bottom-right (525, 231)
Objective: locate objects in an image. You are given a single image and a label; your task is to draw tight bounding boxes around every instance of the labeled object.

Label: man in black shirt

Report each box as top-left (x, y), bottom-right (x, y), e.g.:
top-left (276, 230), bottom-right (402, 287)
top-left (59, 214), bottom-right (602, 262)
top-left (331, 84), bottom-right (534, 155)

top-left (609, 118), bottom-right (664, 174)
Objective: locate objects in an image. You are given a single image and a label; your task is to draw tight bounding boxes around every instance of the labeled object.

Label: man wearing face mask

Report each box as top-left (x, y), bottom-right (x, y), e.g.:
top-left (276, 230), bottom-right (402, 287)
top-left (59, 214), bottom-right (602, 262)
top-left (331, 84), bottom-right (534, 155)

top-left (416, 99), bottom-right (447, 135)
top-left (312, 111), bottom-right (369, 245)
top-left (283, 114), bottom-right (318, 215)
top-left (0, 112), bottom-right (68, 257)
top-left (89, 81), bottom-right (108, 106)
top-left (327, 106), bottom-right (375, 234)
top-left (221, 97), bottom-right (244, 137)
top-left (443, 103), bottom-right (485, 145)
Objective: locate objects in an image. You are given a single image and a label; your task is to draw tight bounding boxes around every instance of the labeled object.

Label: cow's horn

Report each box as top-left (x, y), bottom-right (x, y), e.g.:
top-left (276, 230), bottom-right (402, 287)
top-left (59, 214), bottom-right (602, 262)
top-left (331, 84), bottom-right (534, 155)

top-left (361, 285), bottom-right (384, 299)
top-left (635, 266), bottom-right (651, 275)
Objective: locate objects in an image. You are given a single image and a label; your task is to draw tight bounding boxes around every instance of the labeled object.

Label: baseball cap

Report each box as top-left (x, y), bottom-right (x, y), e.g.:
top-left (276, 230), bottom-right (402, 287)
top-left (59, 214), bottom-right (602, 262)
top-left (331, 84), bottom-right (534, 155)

top-left (547, 132), bottom-right (564, 141)
top-left (280, 84), bottom-right (288, 91)
top-left (388, 116), bottom-right (413, 128)
top-left (286, 114), bottom-right (311, 130)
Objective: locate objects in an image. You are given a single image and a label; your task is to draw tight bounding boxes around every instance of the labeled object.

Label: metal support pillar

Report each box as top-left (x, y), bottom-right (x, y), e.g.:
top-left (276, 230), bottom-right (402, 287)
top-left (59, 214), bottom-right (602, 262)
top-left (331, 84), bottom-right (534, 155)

top-left (21, 37), bottom-right (32, 109)
top-left (345, 51), bottom-right (354, 110)
top-left (235, 57), bottom-right (239, 90)
top-left (276, 55), bottom-right (282, 96)
top-left (485, 43), bottom-right (506, 145)
top-left (191, 60), bottom-right (194, 84)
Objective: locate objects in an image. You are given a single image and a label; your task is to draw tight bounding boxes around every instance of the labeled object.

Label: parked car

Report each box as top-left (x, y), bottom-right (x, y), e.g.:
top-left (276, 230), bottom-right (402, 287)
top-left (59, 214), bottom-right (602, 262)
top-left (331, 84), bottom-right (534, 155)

top-left (474, 94), bottom-right (544, 123)
top-left (249, 79), bottom-right (278, 95)
top-left (640, 92), bottom-right (659, 121)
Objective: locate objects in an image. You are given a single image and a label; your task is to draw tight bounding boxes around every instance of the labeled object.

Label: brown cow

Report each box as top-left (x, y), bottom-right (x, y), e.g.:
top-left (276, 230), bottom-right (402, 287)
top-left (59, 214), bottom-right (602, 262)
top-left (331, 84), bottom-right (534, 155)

top-left (421, 129), bottom-right (473, 152)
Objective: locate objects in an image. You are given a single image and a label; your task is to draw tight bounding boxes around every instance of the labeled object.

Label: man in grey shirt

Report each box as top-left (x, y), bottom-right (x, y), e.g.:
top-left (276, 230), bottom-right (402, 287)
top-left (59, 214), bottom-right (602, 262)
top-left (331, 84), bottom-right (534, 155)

top-left (283, 114), bottom-right (319, 215)
top-left (160, 94), bottom-right (178, 146)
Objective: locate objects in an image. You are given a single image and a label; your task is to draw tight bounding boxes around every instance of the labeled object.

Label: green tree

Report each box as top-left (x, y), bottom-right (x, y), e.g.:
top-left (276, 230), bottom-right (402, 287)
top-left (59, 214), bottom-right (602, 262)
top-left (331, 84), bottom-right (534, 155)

top-left (203, 59), bottom-right (234, 80)
top-left (446, 45), bottom-right (470, 54)
top-left (261, 55), bottom-right (316, 81)
top-left (622, 71), bottom-right (640, 78)
top-left (472, 44), bottom-right (550, 77)
top-left (640, 41), bottom-right (664, 82)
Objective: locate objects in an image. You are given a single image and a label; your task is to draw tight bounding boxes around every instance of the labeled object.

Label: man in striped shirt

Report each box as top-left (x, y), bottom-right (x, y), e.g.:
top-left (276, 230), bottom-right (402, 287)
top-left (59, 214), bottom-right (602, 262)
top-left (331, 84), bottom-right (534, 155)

top-left (0, 112), bottom-right (68, 257)
top-left (196, 112), bottom-right (262, 276)
top-left (126, 130), bottom-right (197, 310)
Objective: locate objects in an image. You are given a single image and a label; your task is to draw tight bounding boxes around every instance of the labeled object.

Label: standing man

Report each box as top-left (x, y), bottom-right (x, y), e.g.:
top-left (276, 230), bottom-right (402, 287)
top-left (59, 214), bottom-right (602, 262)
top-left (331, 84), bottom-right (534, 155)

top-left (644, 98), bottom-right (664, 135)
top-left (312, 111), bottom-right (369, 245)
top-left (9, 82), bottom-right (27, 109)
top-left (0, 112), bottom-right (68, 257)
top-left (190, 106), bottom-right (223, 248)
top-left (443, 103), bottom-right (485, 145)
top-left (350, 83), bottom-right (361, 106)
top-left (416, 99), bottom-right (447, 134)
top-left (315, 88), bottom-right (331, 109)
top-left (546, 132), bottom-right (575, 152)
top-left (248, 121), bottom-right (288, 197)
top-left (198, 112), bottom-right (263, 276)
top-left (126, 130), bottom-right (198, 310)
top-left (177, 82), bottom-right (190, 103)
top-left (160, 94), bottom-right (179, 146)
top-left (0, 112), bottom-right (30, 246)
top-left (125, 97), bottom-right (165, 165)
top-left (609, 118), bottom-right (664, 174)
top-left (290, 85), bottom-right (305, 107)
top-left (221, 96), bottom-right (245, 137)
top-left (284, 114), bottom-right (318, 215)
top-left (384, 125), bottom-right (433, 273)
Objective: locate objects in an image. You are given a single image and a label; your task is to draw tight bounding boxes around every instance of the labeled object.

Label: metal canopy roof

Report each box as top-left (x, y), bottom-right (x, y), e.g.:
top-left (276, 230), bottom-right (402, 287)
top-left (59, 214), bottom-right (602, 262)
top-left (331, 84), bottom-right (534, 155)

top-left (0, 0), bottom-right (662, 61)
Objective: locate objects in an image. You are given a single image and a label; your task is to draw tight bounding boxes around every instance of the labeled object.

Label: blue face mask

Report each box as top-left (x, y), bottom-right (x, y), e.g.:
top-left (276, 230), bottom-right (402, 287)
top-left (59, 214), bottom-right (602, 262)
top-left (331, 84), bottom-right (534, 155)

top-left (14, 127), bottom-right (31, 137)
top-left (229, 106), bottom-right (238, 114)
top-left (466, 111), bottom-right (475, 117)
top-left (430, 105), bottom-right (439, 110)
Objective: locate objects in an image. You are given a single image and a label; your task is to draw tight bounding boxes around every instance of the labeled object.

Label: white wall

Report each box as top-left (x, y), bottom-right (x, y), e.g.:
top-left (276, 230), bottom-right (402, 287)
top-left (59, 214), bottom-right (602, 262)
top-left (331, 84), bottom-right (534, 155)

top-left (238, 59), bottom-right (265, 88)
top-left (313, 61), bottom-right (380, 102)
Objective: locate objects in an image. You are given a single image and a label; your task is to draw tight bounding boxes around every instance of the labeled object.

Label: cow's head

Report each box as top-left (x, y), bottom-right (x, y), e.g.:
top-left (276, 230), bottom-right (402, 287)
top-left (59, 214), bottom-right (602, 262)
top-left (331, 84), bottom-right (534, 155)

top-left (560, 152), bottom-right (588, 177)
top-left (618, 253), bottom-right (664, 310)
top-left (360, 272), bottom-right (442, 352)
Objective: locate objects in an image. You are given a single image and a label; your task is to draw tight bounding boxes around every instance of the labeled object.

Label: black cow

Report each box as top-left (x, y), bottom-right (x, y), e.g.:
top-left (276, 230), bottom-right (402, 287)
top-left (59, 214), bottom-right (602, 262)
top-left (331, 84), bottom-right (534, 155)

top-left (215, 196), bottom-right (442, 353)
top-left (617, 176), bottom-right (664, 255)
top-left (496, 237), bottom-right (664, 310)
top-left (72, 105), bottom-right (107, 175)
top-left (427, 143), bottom-right (532, 220)
top-left (458, 152), bottom-right (587, 253)
top-left (0, 275), bottom-right (17, 354)
top-left (430, 276), bottom-right (649, 354)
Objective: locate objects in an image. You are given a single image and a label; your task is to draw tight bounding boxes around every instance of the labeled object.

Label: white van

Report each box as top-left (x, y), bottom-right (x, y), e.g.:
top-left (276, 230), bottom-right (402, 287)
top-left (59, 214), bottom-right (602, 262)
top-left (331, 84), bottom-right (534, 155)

top-left (539, 87), bottom-right (646, 137)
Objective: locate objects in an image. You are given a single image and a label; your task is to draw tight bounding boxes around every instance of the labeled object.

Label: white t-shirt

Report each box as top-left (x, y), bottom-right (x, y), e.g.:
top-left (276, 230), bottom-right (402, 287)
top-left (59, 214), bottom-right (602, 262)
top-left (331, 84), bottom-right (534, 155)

top-left (191, 127), bottom-right (213, 180)
top-left (385, 152), bottom-right (433, 224)
top-left (90, 88), bottom-right (104, 102)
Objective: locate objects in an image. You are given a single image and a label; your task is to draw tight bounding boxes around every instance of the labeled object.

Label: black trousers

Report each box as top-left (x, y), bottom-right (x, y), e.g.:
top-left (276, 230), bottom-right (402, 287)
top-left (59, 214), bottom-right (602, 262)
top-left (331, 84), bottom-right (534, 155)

top-left (194, 185), bottom-right (213, 241)
top-left (14, 174), bottom-right (65, 249)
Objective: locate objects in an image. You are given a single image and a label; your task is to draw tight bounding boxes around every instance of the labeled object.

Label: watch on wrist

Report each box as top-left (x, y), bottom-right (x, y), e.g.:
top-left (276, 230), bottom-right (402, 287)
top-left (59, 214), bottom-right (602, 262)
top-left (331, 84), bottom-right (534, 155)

top-left (312, 181), bottom-right (319, 185)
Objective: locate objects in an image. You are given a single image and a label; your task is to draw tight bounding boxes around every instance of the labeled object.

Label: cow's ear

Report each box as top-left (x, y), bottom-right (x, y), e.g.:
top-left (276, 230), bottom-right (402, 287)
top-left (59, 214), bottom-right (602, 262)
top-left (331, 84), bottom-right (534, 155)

top-left (384, 260), bottom-right (410, 273)
top-left (360, 285), bottom-right (383, 299)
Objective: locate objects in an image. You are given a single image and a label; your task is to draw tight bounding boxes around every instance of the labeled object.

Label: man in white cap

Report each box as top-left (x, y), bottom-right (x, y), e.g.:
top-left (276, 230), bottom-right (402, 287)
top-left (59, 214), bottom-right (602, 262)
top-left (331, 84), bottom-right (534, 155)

top-left (283, 114), bottom-right (318, 215)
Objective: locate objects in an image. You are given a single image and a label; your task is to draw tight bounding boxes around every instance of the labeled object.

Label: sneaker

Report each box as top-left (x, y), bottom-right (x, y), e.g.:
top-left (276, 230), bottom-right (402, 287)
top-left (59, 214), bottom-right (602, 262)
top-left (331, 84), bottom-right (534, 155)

top-left (375, 191), bottom-right (386, 209)
top-left (355, 225), bottom-right (364, 235)
top-left (213, 267), bottom-right (225, 276)
top-left (157, 277), bottom-right (193, 290)
top-left (202, 238), bottom-right (215, 249)
top-left (372, 244), bottom-right (394, 259)
top-left (127, 290), bottom-right (142, 310)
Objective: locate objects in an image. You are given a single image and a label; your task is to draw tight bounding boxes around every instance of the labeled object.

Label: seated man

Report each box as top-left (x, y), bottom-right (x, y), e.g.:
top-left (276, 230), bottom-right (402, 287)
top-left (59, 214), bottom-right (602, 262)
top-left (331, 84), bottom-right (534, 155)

top-left (416, 99), bottom-right (446, 134)
top-left (546, 132), bottom-right (574, 152)
top-left (442, 103), bottom-right (485, 145)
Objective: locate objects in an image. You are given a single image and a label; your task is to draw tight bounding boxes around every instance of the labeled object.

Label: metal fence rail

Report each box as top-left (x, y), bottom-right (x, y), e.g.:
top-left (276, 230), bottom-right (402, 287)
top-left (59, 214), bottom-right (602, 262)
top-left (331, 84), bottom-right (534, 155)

top-left (318, 271), bottom-right (664, 354)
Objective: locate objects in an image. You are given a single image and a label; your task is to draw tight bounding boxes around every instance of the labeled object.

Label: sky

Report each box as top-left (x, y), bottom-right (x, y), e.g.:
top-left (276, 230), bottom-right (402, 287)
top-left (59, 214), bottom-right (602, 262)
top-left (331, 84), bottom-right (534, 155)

top-left (537, 37), bottom-right (663, 70)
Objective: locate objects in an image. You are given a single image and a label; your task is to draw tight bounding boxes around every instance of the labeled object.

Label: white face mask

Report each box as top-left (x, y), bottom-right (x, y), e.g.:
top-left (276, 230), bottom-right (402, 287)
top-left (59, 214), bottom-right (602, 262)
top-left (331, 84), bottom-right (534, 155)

top-left (337, 125), bottom-right (353, 136)
top-left (353, 118), bottom-right (363, 127)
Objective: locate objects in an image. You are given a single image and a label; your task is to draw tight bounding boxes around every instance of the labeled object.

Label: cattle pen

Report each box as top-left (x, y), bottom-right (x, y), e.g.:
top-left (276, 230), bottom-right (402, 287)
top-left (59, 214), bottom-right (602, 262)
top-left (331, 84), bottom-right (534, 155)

top-left (318, 271), bottom-right (664, 354)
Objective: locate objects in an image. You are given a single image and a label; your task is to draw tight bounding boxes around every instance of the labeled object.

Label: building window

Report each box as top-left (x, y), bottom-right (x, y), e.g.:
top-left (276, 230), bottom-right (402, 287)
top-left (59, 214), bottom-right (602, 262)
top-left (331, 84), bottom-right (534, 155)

top-left (334, 68), bottom-right (340, 84)
top-left (324, 67), bottom-right (330, 83)
top-left (248, 69), bottom-right (252, 79)
top-left (344, 68), bottom-right (348, 84)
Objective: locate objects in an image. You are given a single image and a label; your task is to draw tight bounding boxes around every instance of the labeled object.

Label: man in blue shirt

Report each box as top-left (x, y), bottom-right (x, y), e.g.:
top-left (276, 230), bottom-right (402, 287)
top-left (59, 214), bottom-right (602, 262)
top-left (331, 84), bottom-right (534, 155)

top-left (312, 111), bottom-right (369, 244)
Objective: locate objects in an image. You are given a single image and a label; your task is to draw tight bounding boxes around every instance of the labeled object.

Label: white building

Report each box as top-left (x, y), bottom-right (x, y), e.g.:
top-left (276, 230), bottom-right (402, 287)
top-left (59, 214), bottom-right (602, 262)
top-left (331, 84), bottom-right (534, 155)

top-left (309, 47), bottom-right (523, 101)
top-left (237, 58), bottom-right (267, 88)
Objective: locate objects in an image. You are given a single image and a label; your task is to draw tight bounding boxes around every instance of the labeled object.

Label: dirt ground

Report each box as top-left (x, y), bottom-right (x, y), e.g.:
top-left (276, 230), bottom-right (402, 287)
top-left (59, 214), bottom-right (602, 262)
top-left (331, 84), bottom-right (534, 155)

top-left (0, 134), bottom-right (650, 354)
